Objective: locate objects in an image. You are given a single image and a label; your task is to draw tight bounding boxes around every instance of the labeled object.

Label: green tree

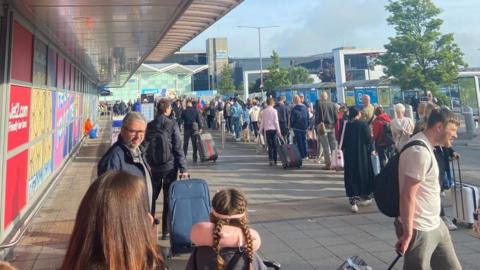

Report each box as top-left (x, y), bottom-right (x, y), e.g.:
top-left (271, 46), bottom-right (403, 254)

top-left (288, 66), bottom-right (314, 85)
top-left (264, 51), bottom-right (291, 92)
top-left (378, 0), bottom-right (466, 96)
top-left (217, 63), bottom-right (235, 95)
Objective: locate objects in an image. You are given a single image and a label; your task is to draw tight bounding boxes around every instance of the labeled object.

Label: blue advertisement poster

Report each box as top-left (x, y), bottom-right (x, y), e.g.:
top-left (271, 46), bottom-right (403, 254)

top-left (354, 88), bottom-right (378, 107)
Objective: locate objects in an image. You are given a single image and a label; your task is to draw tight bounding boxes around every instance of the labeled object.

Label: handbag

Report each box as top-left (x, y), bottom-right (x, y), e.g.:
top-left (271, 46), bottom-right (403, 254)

top-left (316, 102), bottom-right (327, 136)
top-left (331, 121), bottom-right (347, 170)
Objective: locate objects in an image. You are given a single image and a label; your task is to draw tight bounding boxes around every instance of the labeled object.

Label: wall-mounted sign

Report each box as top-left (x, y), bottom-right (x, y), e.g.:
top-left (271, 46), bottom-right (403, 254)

top-left (8, 85), bottom-right (31, 151)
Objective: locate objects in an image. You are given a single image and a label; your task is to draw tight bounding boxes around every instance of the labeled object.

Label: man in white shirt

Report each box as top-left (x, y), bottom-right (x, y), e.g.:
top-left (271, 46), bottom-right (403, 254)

top-left (396, 107), bottom-right (461, 270)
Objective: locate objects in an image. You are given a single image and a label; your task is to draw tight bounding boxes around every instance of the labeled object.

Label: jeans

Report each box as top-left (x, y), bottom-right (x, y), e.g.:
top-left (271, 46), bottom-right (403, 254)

top-left (293, 129), bottom-right (307, 159)
top-left (252, 122), bottom-right (259, 137)
top-left (319, 130), bottom-right (337, 165)
top-left (232, 117), bottom-right (241, 139)
top-left (265, 130), bottom-right (278, 162)
top-left (152, 169), bottom-right (177, 235)
top-left (183, 129), bottom-right (198, 161)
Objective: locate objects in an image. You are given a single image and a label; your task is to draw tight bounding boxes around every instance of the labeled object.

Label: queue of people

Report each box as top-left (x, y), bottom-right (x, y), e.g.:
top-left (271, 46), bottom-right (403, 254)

top-left (22, 91), bottom-right (473, 270)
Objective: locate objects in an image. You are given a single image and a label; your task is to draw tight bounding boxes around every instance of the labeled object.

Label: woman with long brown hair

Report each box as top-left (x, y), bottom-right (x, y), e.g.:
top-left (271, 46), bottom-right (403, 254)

top-left (61, 171), bottom-right (166, 270)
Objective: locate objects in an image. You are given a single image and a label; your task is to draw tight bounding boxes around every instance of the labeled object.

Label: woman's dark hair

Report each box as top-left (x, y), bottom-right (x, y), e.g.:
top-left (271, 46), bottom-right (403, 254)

top-left (210, 189), bottom-right (253, 270)
top-left (61, 171), bottom-right (164, 270)
top-left (348, 106), bottom-right (360, 120)
top-left (374, 106), bottom-right (384, 116)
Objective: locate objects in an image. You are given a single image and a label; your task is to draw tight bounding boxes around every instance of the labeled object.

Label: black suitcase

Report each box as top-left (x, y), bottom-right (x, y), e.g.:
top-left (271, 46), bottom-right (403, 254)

top-left (196, 132), bottom-right (218, 162)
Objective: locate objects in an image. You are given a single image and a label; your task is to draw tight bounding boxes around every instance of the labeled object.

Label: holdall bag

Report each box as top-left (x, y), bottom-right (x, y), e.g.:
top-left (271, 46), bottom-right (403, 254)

top-left (451, 157), bottom-right (479, 226)
top-left (331, 121), bottom-right (347, 170)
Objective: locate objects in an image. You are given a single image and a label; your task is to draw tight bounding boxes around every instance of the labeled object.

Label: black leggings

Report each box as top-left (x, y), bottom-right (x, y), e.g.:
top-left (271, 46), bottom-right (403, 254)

top-left (152, 169), bottom-right (178, 235)
top-left (266, 130), bottom-right (278, 162)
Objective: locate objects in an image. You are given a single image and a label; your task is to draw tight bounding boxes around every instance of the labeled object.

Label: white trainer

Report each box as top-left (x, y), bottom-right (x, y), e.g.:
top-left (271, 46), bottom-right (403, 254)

top-left (359, 199), bottom-right (373, 206)
top-left (442, 216), bottom-right (457, 231)
top-left (351, 204), bottom-right (359, 213)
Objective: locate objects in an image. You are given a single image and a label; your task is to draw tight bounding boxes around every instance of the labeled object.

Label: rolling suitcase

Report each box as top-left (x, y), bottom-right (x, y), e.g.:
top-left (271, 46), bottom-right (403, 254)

top-left (307, 129), bottom-right (318, 158)
top-left (277, 138), bottom-right (302, 169)
top-left (168, 178), bottom-right (211, 256)
top-left (196, 132), bottom-right (218, 162)
top-left (451, 158), bottom-right (479, 226)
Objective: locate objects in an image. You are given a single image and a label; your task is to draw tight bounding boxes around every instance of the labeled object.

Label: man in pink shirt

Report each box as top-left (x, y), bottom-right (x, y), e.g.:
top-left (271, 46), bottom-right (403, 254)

top-left (259, 98), bottom-right (283, 166)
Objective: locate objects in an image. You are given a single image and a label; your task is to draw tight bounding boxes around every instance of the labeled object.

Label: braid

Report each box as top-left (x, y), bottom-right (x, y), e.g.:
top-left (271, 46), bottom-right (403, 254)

top-left (212, 219), bottom-right (226, 270)
top-left (239, 217), bottom-right (254, 270)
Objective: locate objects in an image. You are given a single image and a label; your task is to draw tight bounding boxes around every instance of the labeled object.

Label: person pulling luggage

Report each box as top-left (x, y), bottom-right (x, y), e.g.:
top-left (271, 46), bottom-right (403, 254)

top-left (144, 99), bottom-right (189, 240)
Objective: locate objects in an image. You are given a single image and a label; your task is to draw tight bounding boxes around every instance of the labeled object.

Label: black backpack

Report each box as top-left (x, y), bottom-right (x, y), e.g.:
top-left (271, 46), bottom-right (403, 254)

top-left (145, 118), bottom-right (173, 167)
top-left (376, 120), bottom-right (395, 147)
top-left (374, 140), bottom-right (431, 217)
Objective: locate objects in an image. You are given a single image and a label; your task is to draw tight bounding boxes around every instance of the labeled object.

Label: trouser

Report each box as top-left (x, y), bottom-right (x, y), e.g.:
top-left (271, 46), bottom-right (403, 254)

top-left (216, 111), bottom-right (223, 129)
top-left (279, 122), bottom-right (289, 144)
top-left (152, 169), bottom-right (177, 235)
top-left (225, 116), bottom-right (232, 132)
top-left (183, 129), bottom-right (198, 161)
top-left (316, 133), bottom-right (324, 160)
top-left (252, 122), bottom-right (259, 137)
top-left (265, 130), bottom-right (278, 162)
top-left (293, 129), bottom-right (307, 158)
top-left (232, 117), bottom-right (241, 139)
top-left (319, 130), bottom-right (337, 165)
top-left (207, 115), bottom-right (214, 129)
top-left (403, 222), bottom-right (461, 270)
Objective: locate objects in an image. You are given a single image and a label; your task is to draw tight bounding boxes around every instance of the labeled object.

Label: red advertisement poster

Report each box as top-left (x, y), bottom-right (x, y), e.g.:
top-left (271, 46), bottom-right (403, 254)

top-left (4, 150), bottom-right (28, 229)
top-left (8, 85), bottom-right (31, 151)
top-left (11, 20), bottom-right (33, 83)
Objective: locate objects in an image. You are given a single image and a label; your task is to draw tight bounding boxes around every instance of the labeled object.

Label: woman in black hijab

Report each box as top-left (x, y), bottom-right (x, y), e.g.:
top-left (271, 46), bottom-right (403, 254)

top-left (342, 106), bottom-right (375, 213)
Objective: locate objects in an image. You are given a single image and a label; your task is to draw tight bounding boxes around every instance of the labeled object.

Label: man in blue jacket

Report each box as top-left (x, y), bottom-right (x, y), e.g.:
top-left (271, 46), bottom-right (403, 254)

top-left (144, 99), bottom-right (189, 240)
top-left (290, 95), bottom-right (309, 159)
top-left (97, 111), bottom-right (153, 213)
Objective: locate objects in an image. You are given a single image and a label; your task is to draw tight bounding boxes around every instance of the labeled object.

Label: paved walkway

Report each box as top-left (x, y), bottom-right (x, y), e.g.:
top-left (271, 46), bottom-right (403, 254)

top-left (9, 124), bottom-right (480, 270)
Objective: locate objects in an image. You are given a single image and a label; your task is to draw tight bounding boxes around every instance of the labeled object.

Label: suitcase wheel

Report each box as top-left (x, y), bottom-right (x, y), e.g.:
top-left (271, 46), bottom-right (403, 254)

top-left (297, 165), bottom-right (301, 169)
top-left (283, 165), bottom-right (287, 169)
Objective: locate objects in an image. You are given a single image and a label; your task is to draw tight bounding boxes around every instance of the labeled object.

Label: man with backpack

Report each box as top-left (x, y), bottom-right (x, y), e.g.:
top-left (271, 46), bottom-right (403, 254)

top-left (372, 106), bottom-right (395, 168)
top-left (394, 108), bottom-right (461, 269)
top-left (144, 99), bottom-right (188, 240)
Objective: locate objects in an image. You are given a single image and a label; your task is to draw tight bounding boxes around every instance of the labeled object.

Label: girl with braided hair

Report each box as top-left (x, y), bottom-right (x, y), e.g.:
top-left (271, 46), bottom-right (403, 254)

top-left (186, 189), bottom-right (267, 270)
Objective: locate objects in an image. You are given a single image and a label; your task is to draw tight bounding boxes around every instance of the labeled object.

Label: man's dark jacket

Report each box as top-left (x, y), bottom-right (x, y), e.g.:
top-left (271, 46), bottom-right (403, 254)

top-left (97, 136), bottom-right (152, 180)
top-left (274, 102), bottom-right (290, 124)
top-left (143, 115), bottom-right (187, 174)
top-left (182, 106), bottom-right (203, 130)
top-left (290, 104), bottom-right (309, 130)
top-left (315, 100), bottom-right (338, 128)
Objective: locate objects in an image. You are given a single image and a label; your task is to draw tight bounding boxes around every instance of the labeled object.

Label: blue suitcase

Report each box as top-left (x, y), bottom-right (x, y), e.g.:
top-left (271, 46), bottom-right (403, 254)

top-left (168, 178), bottom-right (211, 256)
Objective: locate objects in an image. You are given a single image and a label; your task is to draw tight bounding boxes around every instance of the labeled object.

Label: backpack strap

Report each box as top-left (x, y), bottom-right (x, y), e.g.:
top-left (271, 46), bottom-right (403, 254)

top-left (400, 140), bottom-right (434, 173)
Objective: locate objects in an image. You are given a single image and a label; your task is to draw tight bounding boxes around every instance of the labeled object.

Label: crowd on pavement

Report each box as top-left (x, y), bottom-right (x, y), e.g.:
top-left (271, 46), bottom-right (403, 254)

top-left (7, 91), bottom-right (475, 270)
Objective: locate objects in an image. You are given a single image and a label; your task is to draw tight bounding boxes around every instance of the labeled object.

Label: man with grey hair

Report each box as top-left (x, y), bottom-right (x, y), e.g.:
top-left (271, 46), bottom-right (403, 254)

top-left (97, 111), bottom-right (154, 214)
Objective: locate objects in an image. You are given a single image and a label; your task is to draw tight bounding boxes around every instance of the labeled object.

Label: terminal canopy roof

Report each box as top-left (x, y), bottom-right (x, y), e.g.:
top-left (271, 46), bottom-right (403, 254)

top-left (12, 0), bottom-right (242, 87)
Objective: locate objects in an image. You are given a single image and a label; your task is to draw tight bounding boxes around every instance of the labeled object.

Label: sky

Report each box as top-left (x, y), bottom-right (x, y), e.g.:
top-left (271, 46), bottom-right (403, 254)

top-left (182, 0), bottom-right (480, 66)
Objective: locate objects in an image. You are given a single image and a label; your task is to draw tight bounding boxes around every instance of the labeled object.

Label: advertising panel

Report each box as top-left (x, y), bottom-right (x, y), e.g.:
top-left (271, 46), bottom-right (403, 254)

top-left (45, 90), bottom-right (53, 133)
top-left (354, 87), bottom-right (378, 107)
top-left (28, 136), bottom-right (53, 198)
top-left (30, 88), bottom-right (46, 140)
top-left (11, 21), bottom-right (33, 83)
top-left (8, 85), bottom-right (31, 151)
top-left (458, 77), bottom-right (480, 114)
top-left (5, 150), bottom-right (28, 229)
top-left (53, 127), bottom-right (66, 169)
top-left (345, 91), bottom-right (355, 106)
top-left (33, 37), bottom-right (47, 86)
top-left (47, 48), bottom-right (56, 87)
top-left (57, 56), bottom-right (64, 89)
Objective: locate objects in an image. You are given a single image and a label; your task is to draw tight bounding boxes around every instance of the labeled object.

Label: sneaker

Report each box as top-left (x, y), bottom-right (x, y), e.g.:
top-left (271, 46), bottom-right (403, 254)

top-left (442, 216), bottom-right (457, 231)
top-left (359, 199), bottom-right (373, 206)
top-left (351, 204), bottom-right (359, 213)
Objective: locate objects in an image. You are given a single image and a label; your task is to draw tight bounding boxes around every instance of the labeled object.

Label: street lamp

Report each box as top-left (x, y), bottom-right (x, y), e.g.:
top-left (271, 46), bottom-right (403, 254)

top-left (238, 25), bottom-right (279, 98)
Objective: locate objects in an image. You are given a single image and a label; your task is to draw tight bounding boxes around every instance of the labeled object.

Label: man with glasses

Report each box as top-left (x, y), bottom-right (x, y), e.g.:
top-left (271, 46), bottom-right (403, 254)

top-left (97, 111), bottom-right (154, 215)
